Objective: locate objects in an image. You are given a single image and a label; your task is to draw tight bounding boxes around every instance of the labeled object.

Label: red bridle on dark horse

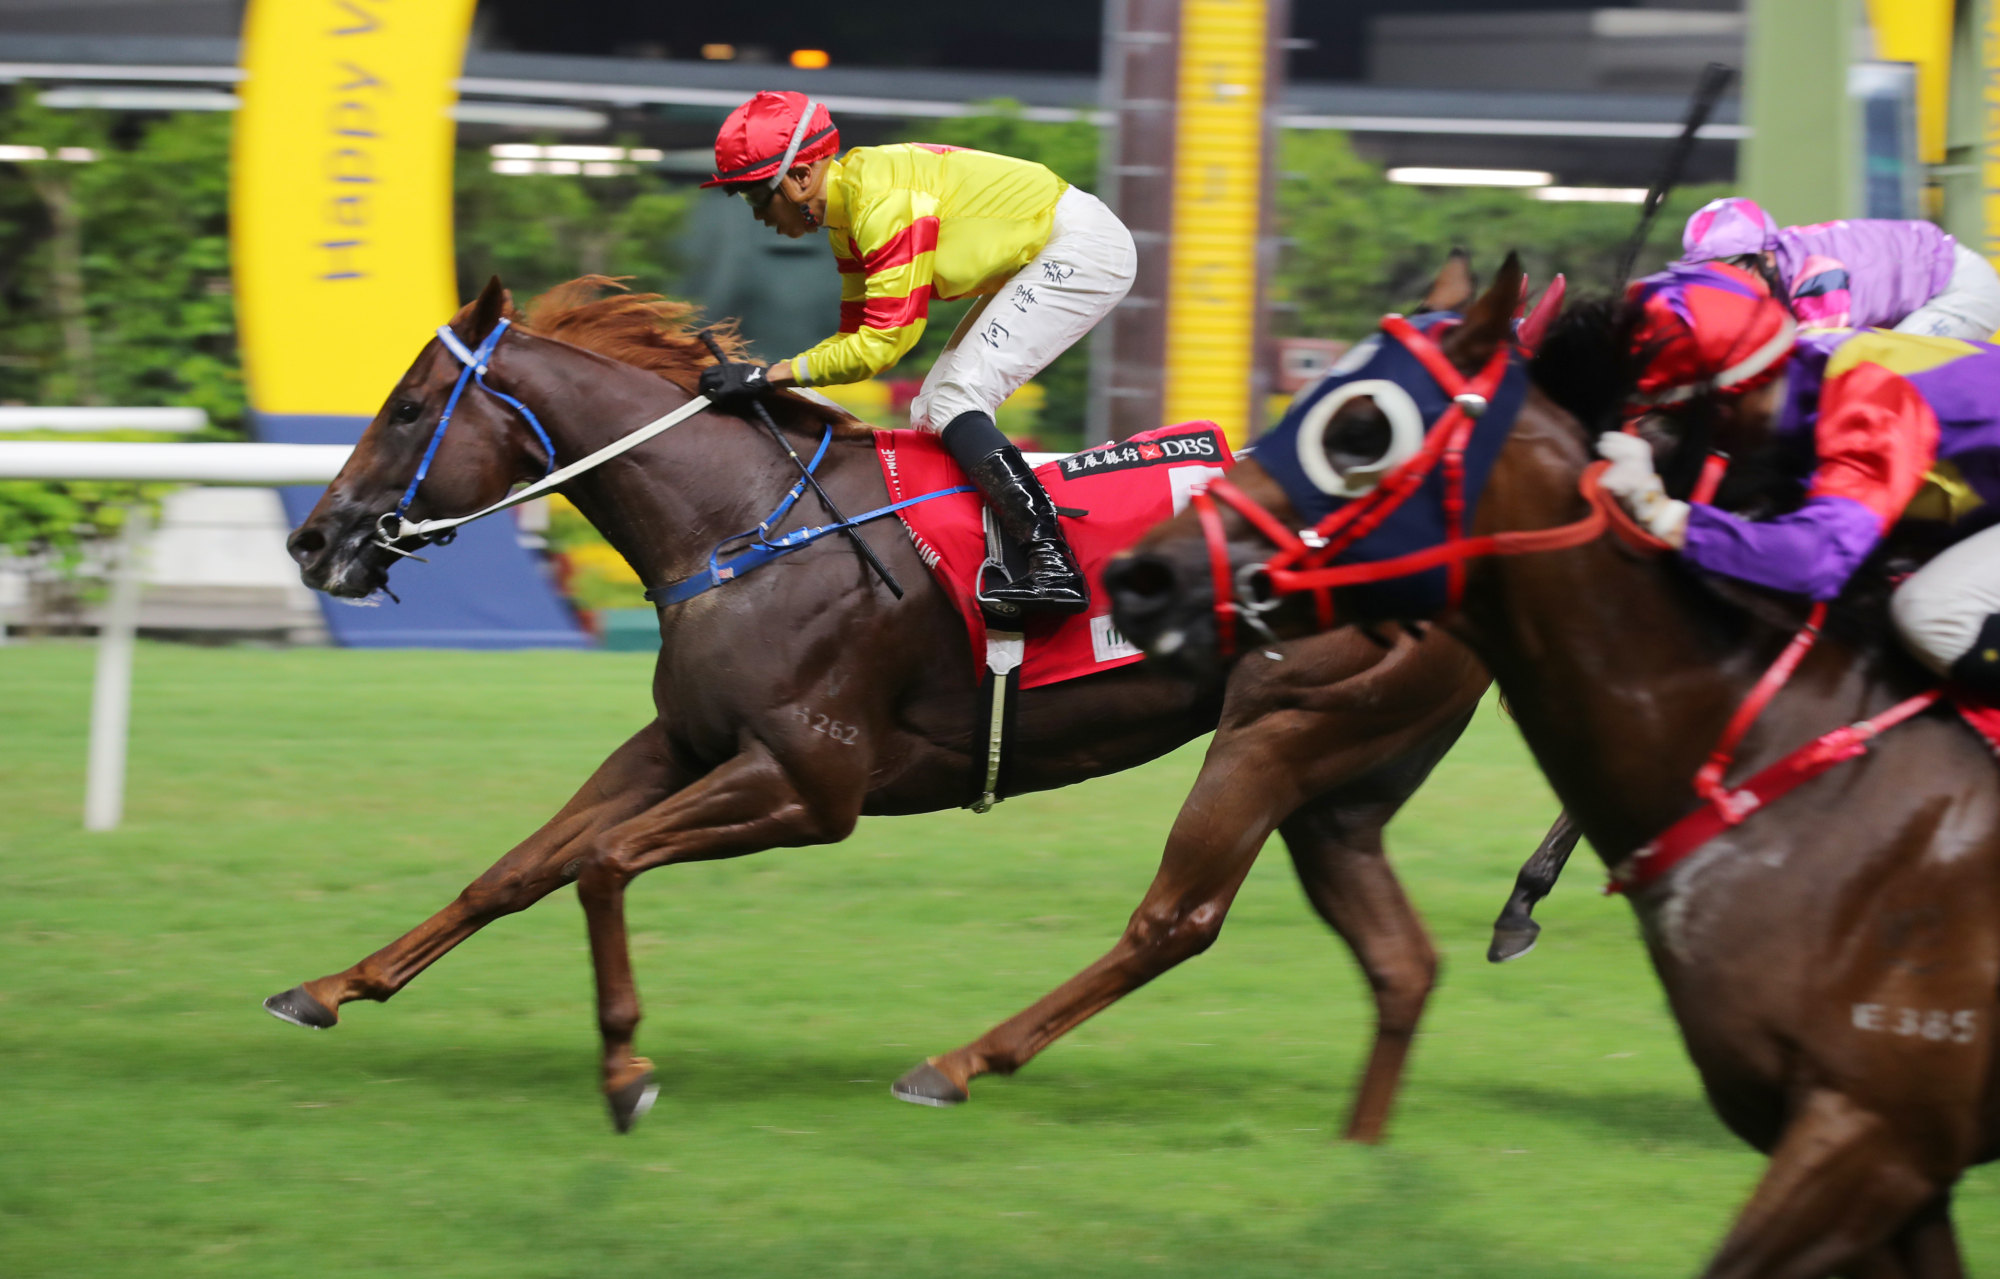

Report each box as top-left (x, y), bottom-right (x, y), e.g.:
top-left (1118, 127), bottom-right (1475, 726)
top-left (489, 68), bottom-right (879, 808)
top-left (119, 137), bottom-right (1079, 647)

top-left (1187, 311), bottom-right (1940, 895)
top-left (1190, 313), bottom-right (1646, 658)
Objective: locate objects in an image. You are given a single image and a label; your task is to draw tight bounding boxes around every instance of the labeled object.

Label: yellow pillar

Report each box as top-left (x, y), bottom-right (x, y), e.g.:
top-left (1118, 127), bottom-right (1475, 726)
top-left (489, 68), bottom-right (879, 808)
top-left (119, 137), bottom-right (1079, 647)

top-left (1162, 0), bottom-right (1268, 447)
top-left (232, 0), bottom-right (477, 416)
top-left (1866, 0), bottom-right (1954, 164)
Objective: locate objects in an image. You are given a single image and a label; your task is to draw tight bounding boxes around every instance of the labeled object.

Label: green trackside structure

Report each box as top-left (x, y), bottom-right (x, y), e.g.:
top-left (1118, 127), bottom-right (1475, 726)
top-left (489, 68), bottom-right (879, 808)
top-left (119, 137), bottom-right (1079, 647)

top-left (1744, 0), bottom-right (1995, 267)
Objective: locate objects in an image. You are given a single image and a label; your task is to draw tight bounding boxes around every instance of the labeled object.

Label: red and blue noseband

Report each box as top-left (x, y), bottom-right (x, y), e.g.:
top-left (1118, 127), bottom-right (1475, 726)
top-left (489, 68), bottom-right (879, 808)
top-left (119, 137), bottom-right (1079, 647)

top-left (1191, 313), bottom-right (1526, 653)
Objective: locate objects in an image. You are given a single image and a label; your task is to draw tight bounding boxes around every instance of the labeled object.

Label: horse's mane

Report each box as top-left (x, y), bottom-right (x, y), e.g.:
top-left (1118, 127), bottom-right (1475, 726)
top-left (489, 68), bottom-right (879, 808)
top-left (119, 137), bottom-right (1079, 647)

top-left (517, 275), bottom-right (868, 438)
top-left (1524, 290), bottom-right (1932, 665)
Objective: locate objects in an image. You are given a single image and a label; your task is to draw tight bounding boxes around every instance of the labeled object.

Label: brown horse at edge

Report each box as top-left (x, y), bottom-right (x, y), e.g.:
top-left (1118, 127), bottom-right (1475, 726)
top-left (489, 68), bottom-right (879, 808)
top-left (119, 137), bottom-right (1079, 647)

top-left (272, 272), bottom-right (1497, 1135)
top-left (1107, 258), bottom-right (2000, 1277)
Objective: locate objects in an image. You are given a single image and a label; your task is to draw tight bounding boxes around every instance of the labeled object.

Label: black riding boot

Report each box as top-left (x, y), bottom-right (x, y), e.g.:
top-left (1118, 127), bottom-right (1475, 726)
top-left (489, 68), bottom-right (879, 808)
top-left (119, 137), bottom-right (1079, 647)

top-left (941, 410), bottom-right (1090, 616)
top-left (1950, 613), bottom-right (2000, 702)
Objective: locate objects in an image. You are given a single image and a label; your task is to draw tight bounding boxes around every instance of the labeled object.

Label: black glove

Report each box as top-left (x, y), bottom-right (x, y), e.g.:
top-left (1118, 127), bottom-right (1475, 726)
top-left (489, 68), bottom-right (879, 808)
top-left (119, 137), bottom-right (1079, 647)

top-left (697, 360), bottom-right (770, 404)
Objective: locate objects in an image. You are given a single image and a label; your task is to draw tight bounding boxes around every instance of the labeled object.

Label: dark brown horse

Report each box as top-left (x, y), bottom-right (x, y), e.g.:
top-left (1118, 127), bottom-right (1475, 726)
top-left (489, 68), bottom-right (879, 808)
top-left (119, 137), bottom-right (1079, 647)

top-left (1107, 259), bottom-right (2000, 1277)
top-left (274, 274), bottom-right (1491, 1135)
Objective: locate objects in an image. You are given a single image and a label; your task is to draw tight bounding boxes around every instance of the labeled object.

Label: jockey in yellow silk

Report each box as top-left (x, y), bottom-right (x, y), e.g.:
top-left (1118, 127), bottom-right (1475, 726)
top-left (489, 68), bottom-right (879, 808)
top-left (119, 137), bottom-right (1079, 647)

top-left (697, 90), bottom-right (1137, 616)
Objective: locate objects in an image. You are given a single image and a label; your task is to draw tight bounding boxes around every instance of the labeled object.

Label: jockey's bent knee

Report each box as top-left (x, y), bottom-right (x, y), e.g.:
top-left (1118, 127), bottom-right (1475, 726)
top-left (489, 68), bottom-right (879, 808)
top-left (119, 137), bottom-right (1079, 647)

top-left (1891, 521), bottom-right (2000, 694)
top-left (1894, 243), bottom-right (2000, 341)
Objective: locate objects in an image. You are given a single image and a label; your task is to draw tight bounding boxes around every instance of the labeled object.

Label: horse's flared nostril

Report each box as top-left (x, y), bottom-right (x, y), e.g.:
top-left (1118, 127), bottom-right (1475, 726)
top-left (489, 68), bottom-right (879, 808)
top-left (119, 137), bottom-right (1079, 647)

top-left (287, 526), bottom-right (327, 567)
top-left (1104, 554), bottom-right (1177, 616)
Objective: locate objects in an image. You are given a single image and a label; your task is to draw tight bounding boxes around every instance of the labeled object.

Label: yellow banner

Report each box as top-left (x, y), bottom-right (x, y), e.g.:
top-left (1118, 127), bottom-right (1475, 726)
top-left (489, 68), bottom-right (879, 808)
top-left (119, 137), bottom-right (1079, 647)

top-left (1163, 0), bottom-right (1269, 447)
top-left (232, 0), bottom-right (475, 416)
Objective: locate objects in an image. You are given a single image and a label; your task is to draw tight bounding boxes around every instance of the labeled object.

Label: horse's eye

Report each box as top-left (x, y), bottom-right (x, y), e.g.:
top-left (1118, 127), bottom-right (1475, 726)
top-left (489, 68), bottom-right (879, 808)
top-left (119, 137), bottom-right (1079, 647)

top-left (1329, 409), bottom-right (1393, 470)
top-left (391, 399), bottom-right (424, 424)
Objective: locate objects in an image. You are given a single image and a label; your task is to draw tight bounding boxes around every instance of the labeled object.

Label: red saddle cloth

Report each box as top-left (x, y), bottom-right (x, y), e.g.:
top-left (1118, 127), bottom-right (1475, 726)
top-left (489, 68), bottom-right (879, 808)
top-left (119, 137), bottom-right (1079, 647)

top-left (875, 422), bottom-right (1234, 689)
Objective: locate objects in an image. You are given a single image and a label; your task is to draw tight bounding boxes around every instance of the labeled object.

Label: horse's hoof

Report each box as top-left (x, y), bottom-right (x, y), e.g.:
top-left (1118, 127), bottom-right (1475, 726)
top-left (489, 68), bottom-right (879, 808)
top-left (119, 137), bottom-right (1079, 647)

top-left (607, 1071), bottom-right (659, 1134)
top-left (263, 985), bottom-right (338, 1029)
top-left (892, 1061), bottom-right (968, 1108)
top-left (1488, 920), bottom-right (1541, 963)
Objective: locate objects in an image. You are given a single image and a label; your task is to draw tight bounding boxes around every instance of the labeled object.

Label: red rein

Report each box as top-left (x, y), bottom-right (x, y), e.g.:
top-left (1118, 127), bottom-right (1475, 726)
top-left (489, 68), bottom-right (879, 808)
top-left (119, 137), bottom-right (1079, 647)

top-left (1193, 315), bottom-right (1664, 660)
top-left (1197, 312), bottom-right (1938, 896)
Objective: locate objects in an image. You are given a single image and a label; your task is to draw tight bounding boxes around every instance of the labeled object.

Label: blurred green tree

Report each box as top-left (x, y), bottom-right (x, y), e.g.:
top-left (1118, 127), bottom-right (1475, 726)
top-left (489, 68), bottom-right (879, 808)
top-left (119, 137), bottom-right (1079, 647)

top-left (1275, 130), bottom-right (1727, 340)
top-left (453, 147), bottom-right (689, 305)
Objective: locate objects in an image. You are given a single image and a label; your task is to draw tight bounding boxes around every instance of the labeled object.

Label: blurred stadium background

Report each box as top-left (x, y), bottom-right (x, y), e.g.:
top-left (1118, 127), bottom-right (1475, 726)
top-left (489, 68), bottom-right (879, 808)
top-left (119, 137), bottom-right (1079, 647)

top-left (4, 3), bottom-right (1996, 1273)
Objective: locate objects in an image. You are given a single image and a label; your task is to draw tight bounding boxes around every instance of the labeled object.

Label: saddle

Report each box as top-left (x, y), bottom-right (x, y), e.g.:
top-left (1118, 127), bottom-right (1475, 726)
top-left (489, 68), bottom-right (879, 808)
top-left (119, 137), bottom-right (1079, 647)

top-left (874, 422), bottom-right (1235, 808)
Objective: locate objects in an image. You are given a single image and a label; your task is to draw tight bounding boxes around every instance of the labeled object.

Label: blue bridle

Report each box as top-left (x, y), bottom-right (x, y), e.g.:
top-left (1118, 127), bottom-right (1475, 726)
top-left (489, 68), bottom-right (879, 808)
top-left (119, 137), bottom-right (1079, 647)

top-left (393, 319), bottom-right (558, 528)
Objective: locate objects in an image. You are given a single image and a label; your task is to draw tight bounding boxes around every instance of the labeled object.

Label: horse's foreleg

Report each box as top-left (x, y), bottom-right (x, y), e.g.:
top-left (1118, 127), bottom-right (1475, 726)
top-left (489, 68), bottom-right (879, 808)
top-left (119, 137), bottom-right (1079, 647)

top-left (896, 751), bottom-right (1274, 1108)
top-left (263, 721), bottom-right (676, 1030)
top-left (573, 737), bottom-right (863, 1133)
top-left (1698, 1089), bottom-right (1952, 1279)
top-left (1278, 793), bottom-right (1435, 1144)
top-left (1487, 809), bottom-right (1581, 963)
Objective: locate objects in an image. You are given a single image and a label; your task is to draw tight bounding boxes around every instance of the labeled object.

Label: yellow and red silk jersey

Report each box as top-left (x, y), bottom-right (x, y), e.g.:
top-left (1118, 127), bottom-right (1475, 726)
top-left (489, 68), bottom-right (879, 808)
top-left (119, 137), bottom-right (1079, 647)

top-left (792, 144), bottom-right (1069, 387)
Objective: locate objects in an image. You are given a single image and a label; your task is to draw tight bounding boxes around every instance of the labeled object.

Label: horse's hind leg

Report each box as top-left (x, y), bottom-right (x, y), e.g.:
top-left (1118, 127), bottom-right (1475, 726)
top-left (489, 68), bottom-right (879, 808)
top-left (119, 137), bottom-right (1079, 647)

top-left (572, 736), bottom-right (866, 1133)
top-left (1487, 809), bottom-right (1582, 963)
top-left (1278, 786), bottom-right (1437, 1144)
top-left (263, 721), bottom-right (677, 1029)
top-left (1698, 1089), bottom-right (1954, 1279)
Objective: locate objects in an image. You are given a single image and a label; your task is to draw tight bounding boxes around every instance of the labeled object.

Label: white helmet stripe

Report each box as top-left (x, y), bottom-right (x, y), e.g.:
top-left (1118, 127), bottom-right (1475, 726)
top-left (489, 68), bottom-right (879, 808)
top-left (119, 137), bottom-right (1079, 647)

top-left (769, 97), bottom-right (822, 189)
top-left (1635, 314), bottom-right (1797, 405)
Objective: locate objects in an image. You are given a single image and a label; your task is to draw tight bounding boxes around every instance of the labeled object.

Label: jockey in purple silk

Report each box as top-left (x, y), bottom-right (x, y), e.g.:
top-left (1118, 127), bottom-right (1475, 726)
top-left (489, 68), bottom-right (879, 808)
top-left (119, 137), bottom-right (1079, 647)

top-left (1596, 261), bottom-right (2000, 700)
top-left (1677, 197), bottom-right (2000, 341)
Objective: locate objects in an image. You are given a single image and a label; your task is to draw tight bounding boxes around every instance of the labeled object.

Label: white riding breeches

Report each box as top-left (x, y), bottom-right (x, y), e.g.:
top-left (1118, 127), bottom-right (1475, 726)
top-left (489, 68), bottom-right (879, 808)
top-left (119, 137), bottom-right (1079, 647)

top-left (907, 187), bottom-right (1137, 434)
top-left (1892, 520), bottom-right (2000, 674)
top-left (1895, 242), bottom-right (2000, 341)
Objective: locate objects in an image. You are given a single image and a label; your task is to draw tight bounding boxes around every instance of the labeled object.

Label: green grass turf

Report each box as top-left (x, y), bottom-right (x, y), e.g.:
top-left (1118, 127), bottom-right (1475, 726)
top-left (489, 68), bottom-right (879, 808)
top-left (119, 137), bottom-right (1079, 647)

top-left (3, 640), bottom-right (1995, 1277)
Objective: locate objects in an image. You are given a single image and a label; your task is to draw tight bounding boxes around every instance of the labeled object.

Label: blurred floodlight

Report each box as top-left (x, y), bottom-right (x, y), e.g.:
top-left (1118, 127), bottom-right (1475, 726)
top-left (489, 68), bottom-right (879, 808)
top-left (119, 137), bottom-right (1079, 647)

top-left (55, 147), bottom-right (97, 162)
top-left (546, 144), bottom-right (623, 162)
top-left (545, 159), bottom-right (583, 175)
top-left (701, 43), bottom-right (737, 60)
top-left (1387, 166), bottom-right (1553, 187)
top-left (789, 49), bottom-right (831, 69)
top-left (628, 148), bottom-right (665, 162)
top-left (39, 87), bottom-right (239, 112)
top-left (490, 158), bottom-right (538, 175)
top-left (1534, 186), bottom-right (1649, 203)
top-left (490, 143), bottom-right (544, 160)
top-left (452, 102), bottom-right (608, 130)
top-left (0, 144), bottom-right (49, 161)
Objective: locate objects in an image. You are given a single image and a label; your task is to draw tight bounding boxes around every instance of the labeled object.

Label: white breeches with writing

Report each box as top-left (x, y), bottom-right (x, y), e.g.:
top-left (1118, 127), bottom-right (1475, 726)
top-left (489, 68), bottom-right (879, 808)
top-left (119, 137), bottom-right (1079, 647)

top-left (908, 187), bottom-right (1136, 434)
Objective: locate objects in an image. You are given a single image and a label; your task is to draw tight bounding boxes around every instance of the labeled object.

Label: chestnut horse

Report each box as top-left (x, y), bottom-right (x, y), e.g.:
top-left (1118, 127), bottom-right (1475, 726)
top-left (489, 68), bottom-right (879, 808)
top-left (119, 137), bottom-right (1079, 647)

top-left (1107, 259), bottom-right (2000, 1277)
top-left (274, 274), bottom-right (1491, 1135)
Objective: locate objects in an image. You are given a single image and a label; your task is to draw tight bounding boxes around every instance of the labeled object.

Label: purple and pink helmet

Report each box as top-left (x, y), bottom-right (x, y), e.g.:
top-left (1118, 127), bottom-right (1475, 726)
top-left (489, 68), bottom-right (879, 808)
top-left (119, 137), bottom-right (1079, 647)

top-left (1679, 197), bottom-right (1780, 264)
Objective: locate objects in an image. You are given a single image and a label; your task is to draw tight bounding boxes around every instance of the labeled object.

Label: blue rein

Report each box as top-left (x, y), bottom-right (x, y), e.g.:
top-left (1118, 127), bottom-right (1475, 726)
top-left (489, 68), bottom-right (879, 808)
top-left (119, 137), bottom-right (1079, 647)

top-left (396, 318), bottom-right (967, 607)
top-left (647, 425), bottom-right (970, 606)
top-left (397, 319), bottom-right (559, 527)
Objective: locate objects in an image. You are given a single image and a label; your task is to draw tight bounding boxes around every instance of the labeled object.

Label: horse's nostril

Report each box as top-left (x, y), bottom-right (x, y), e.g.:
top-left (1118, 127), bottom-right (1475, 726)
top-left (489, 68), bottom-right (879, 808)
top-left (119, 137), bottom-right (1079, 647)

top-left (287, 526), bottom-right (327, 566)
top-left (1105, 555), bottom-right (1176, 609)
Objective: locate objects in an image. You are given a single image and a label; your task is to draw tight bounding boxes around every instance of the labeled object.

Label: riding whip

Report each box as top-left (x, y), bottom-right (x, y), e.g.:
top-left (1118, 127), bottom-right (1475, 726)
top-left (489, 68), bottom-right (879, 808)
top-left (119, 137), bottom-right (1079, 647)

top-left (1613, 62), bottom-right (1736, 285)
top-left (697, 330), bottom-right (905, 599)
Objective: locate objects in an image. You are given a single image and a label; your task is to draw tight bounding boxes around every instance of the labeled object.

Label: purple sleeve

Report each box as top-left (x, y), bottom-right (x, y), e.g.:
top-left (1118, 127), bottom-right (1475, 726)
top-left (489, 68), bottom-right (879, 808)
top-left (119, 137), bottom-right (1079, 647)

top-left (1680, 494), bottom-right (1885, 600)
top-left (1777, 222), bottom-right (1955, 330)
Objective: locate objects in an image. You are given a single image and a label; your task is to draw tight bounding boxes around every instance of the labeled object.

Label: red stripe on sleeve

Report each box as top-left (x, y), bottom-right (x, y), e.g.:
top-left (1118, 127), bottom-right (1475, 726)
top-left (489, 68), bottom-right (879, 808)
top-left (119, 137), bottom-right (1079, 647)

top-left (1805, 363), bottom-right (1938, 525)
top-left (857, 286), bottom-right (933, 331)
top-left (836, 237), bottom-right (866, 274)
top-left (838, 300), bottom-right (865, 332)
top-left (861, 218), bottom-right (940, 273)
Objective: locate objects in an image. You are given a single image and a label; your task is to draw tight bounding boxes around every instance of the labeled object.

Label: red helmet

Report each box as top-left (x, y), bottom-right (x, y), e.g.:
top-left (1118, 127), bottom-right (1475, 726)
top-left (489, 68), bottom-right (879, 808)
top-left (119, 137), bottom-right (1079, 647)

top-left (702, 91), bottom-right (840, 189)
top-left (1627, 261), bottom-right (1797, 406)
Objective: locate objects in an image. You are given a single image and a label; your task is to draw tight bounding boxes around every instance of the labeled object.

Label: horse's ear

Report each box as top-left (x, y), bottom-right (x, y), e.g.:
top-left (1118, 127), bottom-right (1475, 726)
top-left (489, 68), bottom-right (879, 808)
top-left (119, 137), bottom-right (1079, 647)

top-left (1419, 249), bottom-right (1475, 313)
top-left (1456, 252), bottom-right (1526, 369)
top-left (449, 275), bottom-right (513, 341)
